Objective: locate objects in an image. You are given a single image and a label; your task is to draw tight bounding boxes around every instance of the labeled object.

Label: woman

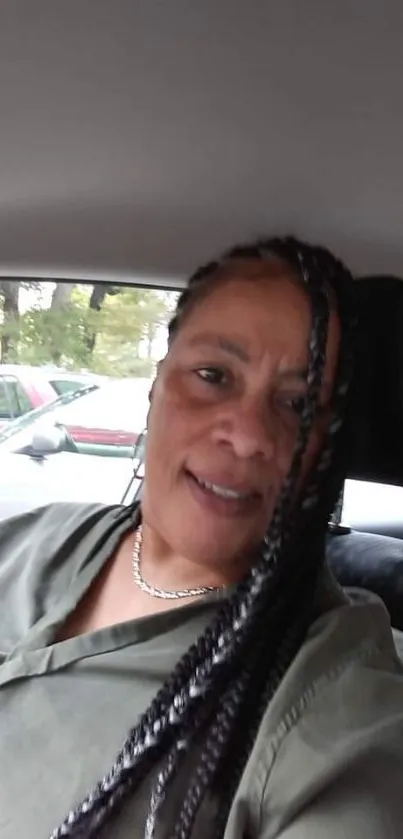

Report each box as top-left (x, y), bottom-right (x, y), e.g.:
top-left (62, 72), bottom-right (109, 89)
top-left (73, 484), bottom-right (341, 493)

top-left (1, 236), bottom-right (403, 839)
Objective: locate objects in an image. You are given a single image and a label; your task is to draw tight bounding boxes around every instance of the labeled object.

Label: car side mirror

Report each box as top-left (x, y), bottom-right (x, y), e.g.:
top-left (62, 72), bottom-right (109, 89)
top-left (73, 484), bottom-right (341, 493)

top-left (29, 424), bottom-right (67, 457)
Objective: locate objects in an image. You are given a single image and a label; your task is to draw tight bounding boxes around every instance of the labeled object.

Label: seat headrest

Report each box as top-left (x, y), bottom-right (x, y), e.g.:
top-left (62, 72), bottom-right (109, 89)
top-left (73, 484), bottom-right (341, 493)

top-left (326, 529), bottom-right (403, 630)
top-left (346, 276), bottom-right (403, 485)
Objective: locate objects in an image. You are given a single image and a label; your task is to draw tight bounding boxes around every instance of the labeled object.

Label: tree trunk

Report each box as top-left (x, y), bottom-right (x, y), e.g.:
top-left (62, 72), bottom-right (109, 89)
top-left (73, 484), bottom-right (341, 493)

top-left (48, 282), bottom-right (76, 364)
top-left (85, 284), bottom-right (119, 354)
top-left (51, 282), bottom-right (75, 309)
top-left (146, 323), bottom-right (157, 359)
top-left (0, 281), bottom-right (20, 361)
top-left (89, 285), bottom-right (111, 312)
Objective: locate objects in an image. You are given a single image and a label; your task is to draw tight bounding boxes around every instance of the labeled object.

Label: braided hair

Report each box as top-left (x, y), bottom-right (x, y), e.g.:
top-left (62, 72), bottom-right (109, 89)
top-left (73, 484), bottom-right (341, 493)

top-left (50, 236), bottom-right (356, 839)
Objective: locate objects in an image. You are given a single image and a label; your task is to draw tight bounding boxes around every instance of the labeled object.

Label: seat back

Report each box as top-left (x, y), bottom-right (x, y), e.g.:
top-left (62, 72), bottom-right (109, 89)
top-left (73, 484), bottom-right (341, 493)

top-left (347, 276), bottom-right (403, 485)
top-left (327, 276), bottom-right (403, 628)
top-left (326, 530), bottom-right (403, 630)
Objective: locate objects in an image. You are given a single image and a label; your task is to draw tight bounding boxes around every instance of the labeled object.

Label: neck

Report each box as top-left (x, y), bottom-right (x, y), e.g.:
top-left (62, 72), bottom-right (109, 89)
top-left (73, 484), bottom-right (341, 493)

top-left (139, 519), bottom-right (248, 593)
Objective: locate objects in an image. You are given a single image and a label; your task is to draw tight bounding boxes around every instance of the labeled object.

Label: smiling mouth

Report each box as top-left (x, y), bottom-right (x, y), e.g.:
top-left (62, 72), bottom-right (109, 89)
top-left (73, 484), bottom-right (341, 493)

top-left (186, 470), bottom-right (260, 501)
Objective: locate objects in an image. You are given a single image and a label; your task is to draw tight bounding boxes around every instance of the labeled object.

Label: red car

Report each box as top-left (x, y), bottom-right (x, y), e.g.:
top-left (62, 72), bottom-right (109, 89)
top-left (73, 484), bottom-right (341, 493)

top-left (0, 364), bottom-right (102, 430)
top-left (0, 377), bottom-right (151, 459)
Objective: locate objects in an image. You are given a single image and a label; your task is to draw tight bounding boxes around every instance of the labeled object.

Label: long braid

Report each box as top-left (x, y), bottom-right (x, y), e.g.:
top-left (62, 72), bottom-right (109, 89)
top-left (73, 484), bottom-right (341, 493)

top-left (148, 548), bottom-right (317, 839)
top-left (172, 564), bottom-right (318, 839)
top-left (212, 574), bottom-right (317, 839)
top-left (49, 236), bottom-right (355, 839)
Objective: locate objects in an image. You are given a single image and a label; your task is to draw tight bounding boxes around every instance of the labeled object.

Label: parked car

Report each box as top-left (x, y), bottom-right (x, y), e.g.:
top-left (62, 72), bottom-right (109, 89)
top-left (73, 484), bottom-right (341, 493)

top-left (0, 377), bottom-right (150, 519)
top-left (0, 364), bottom-right (103, 429)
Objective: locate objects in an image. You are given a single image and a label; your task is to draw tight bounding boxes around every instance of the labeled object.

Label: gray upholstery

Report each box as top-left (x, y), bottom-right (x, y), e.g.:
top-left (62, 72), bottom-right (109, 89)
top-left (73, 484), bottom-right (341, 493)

top-left (326, 530), bottom-right (403, 630)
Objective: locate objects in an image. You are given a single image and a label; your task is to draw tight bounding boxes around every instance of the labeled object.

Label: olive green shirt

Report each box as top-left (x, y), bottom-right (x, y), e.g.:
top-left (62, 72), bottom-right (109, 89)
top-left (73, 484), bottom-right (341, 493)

top-left (1, 502), bottom-right (403, 838)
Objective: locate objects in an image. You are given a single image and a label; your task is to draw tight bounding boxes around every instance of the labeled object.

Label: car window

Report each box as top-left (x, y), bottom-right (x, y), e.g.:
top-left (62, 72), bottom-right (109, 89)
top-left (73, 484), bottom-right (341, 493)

top-left (12, 379), bottom-right (33, 414)
top-left (56, 379), bottom-right (151, 428)
top-left (49, 378), bottom-right (87, 396)
top-left (0, 375), bottom-right (32, 419)
top-left (0, 378), bottom-right (13, 419)
top-left (0, 280), bottom-right (179, 505)
top-left (0, 380), bottom-right (151, 457)
top-left (0, 385), bottom-right (96, 442)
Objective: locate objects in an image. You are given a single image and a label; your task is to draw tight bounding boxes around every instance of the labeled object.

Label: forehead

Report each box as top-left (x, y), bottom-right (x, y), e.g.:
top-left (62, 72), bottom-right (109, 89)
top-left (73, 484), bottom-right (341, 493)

top-left (171, 258), bottom-right (341, 381)
top-left (178, 260), bottom-right (312, 343)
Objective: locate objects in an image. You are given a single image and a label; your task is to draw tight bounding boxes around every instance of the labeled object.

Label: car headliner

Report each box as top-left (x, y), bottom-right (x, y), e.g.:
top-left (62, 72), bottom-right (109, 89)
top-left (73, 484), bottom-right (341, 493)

top-left (0, 1), bottom-right (402, 287)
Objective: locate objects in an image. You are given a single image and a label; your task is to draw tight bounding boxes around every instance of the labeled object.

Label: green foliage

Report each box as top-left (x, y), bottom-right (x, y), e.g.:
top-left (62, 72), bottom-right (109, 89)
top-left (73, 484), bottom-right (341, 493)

top-left (0, 280), bottom-right (178, 375)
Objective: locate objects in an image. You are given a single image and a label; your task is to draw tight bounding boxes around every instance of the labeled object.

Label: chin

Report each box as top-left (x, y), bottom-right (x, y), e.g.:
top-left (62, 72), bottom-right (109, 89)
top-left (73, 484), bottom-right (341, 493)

top-left (172, 519), bottom-right (254, 573)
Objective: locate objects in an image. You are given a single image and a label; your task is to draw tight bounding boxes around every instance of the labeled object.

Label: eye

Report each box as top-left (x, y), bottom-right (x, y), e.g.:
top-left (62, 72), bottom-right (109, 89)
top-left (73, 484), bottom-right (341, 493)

top-left (280, 394), bottom-right (306, 415)
top-left (280, 394), bottom-right (330, 419)
top-left (194, 366), bottom-right (228, 386)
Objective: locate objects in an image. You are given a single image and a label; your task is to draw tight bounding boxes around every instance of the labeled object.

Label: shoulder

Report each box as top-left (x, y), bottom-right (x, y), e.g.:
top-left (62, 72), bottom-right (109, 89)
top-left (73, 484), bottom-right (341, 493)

top-left (250, 590), bottom-right (403, 837)
top-left (0, 501), bottom-right (131, 604)
top-left (0, 501), bottom-right (120, 556)
top-left (0, 501), bottom-right (136, 653)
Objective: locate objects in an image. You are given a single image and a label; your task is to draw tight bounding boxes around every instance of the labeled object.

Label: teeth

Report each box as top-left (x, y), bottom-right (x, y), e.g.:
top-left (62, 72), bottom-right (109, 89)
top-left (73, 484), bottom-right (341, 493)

top-left (197, 477), bottom-right (251, 500)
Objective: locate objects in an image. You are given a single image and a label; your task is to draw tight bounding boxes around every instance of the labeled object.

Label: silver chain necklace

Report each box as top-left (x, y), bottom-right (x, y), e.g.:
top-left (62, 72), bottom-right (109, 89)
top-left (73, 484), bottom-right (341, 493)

top-left (131, 525), bottom-right (221, 600)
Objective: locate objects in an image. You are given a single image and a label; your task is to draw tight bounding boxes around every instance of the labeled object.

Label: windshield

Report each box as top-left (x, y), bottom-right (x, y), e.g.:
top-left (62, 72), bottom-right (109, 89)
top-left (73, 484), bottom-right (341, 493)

top-left (0, 279), bottom-right (177, 510)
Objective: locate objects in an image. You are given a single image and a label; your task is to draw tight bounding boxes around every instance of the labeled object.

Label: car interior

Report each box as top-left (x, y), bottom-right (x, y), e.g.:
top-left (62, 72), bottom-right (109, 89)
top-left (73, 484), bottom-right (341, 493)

top-left (1, 3), bottom-right (403, 630)
top-left (327, 274), bottom-right (403, 630)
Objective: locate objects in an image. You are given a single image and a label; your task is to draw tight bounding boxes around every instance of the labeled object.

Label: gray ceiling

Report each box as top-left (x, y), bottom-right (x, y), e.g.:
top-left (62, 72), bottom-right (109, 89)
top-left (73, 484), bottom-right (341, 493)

top-left (0, 0), bottom-right (402, 284)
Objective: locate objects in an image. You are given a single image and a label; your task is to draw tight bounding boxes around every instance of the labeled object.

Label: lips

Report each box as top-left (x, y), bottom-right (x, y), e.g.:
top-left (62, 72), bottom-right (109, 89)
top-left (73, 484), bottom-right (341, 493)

top-left (185, 468), bottom-right (261, 517)
top-left (191, 473), bottom-right (257, 500)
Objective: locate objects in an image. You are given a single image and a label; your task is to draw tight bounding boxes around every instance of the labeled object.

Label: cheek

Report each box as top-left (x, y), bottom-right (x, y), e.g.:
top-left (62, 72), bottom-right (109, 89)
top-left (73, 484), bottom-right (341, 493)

top-left (145, 377), bottom-right (194, 470)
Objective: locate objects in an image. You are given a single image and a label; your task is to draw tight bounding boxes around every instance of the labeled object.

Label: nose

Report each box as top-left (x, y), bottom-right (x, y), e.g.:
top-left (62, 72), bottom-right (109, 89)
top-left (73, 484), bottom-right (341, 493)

top-left (211, 400), bottom-right (275, 461)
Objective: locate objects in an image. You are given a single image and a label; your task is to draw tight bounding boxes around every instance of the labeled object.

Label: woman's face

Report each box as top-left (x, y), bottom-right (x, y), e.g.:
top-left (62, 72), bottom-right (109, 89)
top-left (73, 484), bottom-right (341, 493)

top-left (142, 259), bottom-right (340, 576)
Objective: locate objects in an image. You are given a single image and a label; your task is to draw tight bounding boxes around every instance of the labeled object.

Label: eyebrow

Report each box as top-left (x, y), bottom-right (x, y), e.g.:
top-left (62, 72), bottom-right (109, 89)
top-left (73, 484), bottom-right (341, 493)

top-left (188, 333), bottom-right (251, 362)
top-left (187, 332), bottom-right (312, 383)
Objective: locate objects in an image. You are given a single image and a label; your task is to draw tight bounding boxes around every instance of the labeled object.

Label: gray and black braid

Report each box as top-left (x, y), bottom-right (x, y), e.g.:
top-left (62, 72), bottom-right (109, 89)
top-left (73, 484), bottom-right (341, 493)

top-left (49, 236), bottom-right (356, 839)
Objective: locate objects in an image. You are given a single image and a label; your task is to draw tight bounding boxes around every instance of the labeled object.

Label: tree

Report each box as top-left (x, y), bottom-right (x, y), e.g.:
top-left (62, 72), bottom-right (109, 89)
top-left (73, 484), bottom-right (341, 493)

top-left (0, 279), bottom-right (178, 375)
top-left (89, 287), bottom-right (162, 376)
top-left (50, 282), bottom-right (75, 309)
top-left (47, 282), bottom-right (77, 363)
top-left (0, 281), bottom-right (20, 361)
top-left (84, 284), bottom-right (120, 354)
top-left (0, 279), bottom-right (47, 362)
